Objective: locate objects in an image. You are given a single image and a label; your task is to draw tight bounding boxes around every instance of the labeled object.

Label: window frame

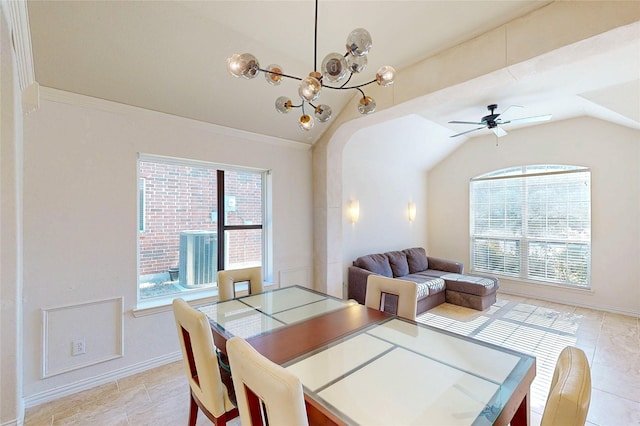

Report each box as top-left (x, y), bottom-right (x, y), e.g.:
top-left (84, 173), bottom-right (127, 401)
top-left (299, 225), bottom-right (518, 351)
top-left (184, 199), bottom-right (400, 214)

top-left (136, 153), bottom-right (272, 309)
top-left (469, 165), bottom-right (591, 289)
top-left (138, 177), bottom-right (146, 232)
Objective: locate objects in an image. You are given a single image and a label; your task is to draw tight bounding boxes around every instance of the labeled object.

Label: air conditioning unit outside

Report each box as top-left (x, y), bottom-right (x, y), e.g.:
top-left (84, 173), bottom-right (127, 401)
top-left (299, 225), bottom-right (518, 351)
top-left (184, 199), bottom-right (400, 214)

top-left (179, 230), bottom-right (217, 288)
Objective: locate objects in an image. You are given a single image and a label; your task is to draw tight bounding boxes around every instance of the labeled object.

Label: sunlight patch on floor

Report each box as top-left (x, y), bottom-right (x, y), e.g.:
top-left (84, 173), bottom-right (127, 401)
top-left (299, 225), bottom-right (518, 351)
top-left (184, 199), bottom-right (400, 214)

top-left (416, 298), bottom-right (581, 415)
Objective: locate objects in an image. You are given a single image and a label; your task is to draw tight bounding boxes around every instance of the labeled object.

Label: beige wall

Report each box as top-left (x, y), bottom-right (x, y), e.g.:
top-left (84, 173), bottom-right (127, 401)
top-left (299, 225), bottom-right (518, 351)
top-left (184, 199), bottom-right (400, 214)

top-left (0, 7), bottom-right (25, 425)
top-left (341, 115), bottom-right (437, 295)
top-left (2, 0), bottom-right (639, 418)
top-left (21, 90), bottom-right (313, 402)
top-left (338, 110), bottom-right (640, 315)
top-left (312, 3), bottom-right (640, 299)
top-left (428, 117), bottom-right (640, 315)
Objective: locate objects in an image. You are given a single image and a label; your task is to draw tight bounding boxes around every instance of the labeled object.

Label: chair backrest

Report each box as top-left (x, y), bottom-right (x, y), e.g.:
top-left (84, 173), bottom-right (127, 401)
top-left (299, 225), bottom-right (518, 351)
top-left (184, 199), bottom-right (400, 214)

top-left (541, 346), bottom-right (592, 426)
top-left (217, 266), bottom-right (263, 301)
top-left (172, 298), bottom-right (236, 418)
top-left (365, 275), bottom-right (418, 321)
top-left (226, 336), bottom-right (309, 426)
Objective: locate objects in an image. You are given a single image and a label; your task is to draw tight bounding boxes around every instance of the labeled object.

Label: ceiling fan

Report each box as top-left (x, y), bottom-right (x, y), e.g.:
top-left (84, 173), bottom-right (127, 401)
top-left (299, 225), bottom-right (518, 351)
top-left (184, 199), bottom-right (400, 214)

top-left (448, 104), bottom-right (552, 138)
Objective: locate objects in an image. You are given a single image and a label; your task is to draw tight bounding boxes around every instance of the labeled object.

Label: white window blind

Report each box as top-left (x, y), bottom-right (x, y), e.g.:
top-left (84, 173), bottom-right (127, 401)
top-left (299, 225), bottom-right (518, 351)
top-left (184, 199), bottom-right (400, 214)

top-left (470, 165), bottom-right (591, 288)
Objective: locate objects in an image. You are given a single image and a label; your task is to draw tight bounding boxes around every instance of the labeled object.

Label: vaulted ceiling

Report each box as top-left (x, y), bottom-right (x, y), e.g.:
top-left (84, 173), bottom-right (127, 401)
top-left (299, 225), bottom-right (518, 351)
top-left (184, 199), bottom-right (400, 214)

top-left (27, 1), bottom-right (640, 145)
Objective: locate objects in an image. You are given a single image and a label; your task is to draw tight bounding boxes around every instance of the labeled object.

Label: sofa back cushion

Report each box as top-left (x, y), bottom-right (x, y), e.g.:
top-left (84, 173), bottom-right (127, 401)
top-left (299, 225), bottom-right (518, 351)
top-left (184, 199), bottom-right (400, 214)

top-left (386, 251), bottom-right (409, 277)
top-left (353, 253), bottom-right (393, 277)
top-left (403, 247), bottom-right (429, 274)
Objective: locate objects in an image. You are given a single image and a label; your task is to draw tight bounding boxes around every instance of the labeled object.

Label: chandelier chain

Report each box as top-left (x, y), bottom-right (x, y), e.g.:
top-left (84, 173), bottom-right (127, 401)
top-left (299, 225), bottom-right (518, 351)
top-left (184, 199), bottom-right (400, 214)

top-left (314, 0), bottom-right (319, 72)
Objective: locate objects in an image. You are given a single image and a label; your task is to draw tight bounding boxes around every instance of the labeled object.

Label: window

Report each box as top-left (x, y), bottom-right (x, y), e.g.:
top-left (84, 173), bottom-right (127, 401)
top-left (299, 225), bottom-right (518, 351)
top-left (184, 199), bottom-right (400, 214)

top-left (470, 165), bottom-right (591, 288)
top-left (137, 154), bottom-right (270, 302)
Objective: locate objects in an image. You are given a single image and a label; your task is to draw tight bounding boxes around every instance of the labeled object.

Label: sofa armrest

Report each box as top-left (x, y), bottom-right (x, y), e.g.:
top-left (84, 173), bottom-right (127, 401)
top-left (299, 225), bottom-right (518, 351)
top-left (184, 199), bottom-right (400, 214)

top-left (427, 256), bottom-right (464, 274)
top-left (347, 266), bottom-right (375, 304)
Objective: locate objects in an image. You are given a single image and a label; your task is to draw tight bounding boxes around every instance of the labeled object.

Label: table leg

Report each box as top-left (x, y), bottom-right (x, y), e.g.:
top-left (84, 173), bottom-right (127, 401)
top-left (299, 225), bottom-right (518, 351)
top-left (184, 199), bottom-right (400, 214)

top-left (511, 392), bottom-right (530, 426)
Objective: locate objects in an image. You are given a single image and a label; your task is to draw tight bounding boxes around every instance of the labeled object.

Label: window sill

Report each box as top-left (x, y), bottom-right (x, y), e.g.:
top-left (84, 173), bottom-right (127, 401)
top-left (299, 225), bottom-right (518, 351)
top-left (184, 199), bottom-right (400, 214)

top-left (132, 282), bottom-right (276, 317)
top-left (472, 272), bottom-right (593, 294)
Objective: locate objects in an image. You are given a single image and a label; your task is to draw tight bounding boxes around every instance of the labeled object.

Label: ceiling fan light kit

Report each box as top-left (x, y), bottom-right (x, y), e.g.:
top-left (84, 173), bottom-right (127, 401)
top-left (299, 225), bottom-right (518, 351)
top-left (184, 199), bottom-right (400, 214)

top-left (449, 104), bottom-right (552, 138)
top-left (226, 0), bottom-right (395, 131)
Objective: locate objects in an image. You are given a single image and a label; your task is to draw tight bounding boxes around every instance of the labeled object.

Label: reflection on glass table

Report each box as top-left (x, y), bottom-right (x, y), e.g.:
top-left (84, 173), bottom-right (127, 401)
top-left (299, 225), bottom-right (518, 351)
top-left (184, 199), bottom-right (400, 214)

top-left (284, 317), bottom-right (536, 426)
top-left (198, 286), bottom-right (354, 339)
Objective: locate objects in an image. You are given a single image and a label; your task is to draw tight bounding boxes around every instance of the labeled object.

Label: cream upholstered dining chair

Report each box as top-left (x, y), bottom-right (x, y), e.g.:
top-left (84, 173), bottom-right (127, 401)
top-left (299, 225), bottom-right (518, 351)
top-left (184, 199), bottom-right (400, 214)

top-left (540, 346), bottom-right (592, 426)
top-left (172, 298), bottom-right (238, 426)
top-left (226, 336), bottom-right (309, 426)
top-left (365, 275), bottom-right (418, 321)
top-left (217, 266), bottom-right (263, 301)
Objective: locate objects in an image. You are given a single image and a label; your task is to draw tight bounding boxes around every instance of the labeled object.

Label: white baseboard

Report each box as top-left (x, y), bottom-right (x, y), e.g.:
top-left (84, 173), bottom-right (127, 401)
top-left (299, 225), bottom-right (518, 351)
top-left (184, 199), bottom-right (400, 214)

top-left (23, 351), bottom-right (182, 409)
top-left (498, 289), bottom-right (640, 317)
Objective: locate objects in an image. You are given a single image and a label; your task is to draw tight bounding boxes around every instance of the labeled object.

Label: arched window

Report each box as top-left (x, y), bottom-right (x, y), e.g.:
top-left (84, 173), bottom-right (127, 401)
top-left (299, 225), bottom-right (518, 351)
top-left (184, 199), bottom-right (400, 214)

top-left (470, 165), bottom-right (591, 288)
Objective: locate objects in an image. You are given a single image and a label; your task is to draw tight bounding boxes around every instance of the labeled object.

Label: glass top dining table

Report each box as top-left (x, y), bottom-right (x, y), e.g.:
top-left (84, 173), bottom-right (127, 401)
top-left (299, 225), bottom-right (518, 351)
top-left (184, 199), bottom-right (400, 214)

top-left (197, 285), bottom-right (358, 338)
top-left (198, 285), bottom-right (536, 426)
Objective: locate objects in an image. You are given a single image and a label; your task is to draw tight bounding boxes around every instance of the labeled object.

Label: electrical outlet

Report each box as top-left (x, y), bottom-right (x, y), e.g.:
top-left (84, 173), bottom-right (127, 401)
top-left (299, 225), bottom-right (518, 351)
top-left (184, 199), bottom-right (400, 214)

top-left (72, 338), bottom-right (86, 356)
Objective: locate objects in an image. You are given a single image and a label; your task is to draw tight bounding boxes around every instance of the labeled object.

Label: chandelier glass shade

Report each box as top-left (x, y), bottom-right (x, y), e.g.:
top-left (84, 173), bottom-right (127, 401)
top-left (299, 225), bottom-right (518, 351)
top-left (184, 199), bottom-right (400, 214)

top-left (226, 0), bottom-right (395, 131)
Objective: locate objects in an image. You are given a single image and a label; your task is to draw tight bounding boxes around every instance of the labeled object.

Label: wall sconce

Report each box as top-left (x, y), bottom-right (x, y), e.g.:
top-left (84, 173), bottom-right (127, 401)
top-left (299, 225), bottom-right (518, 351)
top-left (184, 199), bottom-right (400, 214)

top-left (348, 200), bottom-right (360, 223)
top-left (408, 202), bottom-right (416, 223)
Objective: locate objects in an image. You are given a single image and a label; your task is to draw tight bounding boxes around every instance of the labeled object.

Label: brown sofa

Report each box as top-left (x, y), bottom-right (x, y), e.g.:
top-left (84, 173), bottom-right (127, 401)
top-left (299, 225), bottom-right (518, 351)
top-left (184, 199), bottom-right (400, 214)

top-left (347, 247), bottom-right (498, 315)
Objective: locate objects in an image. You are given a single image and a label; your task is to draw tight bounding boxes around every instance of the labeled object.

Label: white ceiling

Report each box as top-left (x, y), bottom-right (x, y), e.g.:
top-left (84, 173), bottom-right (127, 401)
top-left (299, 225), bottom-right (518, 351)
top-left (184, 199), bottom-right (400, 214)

top-left (26, 1), bottom-right (640, 145)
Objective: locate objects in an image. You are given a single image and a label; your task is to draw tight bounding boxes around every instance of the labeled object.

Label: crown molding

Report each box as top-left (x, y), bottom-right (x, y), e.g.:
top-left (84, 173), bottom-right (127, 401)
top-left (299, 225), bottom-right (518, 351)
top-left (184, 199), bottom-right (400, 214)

top-left (2, 0), bottom-right (35, 90)
top-left (2, 0), bottom-right (39, 114)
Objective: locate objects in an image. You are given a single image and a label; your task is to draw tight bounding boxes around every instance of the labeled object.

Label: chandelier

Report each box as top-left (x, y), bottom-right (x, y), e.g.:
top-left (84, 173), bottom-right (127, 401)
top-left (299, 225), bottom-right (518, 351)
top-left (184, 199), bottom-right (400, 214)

top-left (226, 0), bottom-right (396, 131)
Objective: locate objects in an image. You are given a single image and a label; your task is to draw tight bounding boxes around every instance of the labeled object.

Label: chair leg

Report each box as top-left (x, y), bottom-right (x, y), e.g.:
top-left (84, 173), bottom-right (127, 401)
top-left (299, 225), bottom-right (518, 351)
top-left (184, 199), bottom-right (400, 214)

top-left (216, 414), bottom-right (228, 426)
top-left (188, 393), bottom-right (198, 426)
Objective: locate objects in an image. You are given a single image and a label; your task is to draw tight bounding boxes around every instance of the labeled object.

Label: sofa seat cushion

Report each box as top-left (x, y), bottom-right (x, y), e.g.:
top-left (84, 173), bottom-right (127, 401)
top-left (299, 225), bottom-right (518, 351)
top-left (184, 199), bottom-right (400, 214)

top-left (404, 275), bottom-right (446, 298)
top-left (441, 273), bottom-right (498, 296)
top-left (353, 253), bottom-right (393, 277)
top-left (425, 278), bottom-right (446, 295)
top-left (420, 269), bottom-right (452, 278)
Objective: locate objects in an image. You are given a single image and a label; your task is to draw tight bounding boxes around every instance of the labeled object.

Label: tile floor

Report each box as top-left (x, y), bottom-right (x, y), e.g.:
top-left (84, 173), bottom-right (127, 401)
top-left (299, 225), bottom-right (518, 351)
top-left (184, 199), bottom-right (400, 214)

top-left (24, 293), bottom-right (639, 426)
top-left (417, 294), bottom-right (640, 426)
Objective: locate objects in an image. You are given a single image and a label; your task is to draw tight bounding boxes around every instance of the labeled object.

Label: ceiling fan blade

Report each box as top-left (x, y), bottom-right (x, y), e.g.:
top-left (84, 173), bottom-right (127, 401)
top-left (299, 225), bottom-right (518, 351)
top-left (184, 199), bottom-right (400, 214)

top-left (493, 126), bottom-right (508, 138)
top-left (499, 104), bottom-right (524, 117)
top-left (450, 126), bottom-right (486, 138)
top-left (448, 120), bottom-right (484, 125)
top-left (502, 114), bottom-right (552, 125)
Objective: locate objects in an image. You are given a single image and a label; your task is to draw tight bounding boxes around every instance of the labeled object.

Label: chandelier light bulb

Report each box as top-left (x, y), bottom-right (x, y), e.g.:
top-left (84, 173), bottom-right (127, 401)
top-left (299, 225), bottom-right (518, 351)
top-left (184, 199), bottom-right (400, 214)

top-left (299, 114), bottom-right (315, 131)
top-left (321, 53), bottom-right (348, 82)
top-left (298, 75), bottom-right (322, 102)
top-left (376, 65), bottom-right (396, 87)
top-left (314, 104), bottom-right (332, 122)
top-left (358, 96), bottom-right (376, 115)
top-left (346, 54), bottom-right (367, 73)
top-left (275, 96), bottom-right (293, 114)
top-left (226, 54), bottom-right (242, 77)
top-left (346, 28), bottom-right (372, 57)
top-left (264, 64), bottom-right (284, 86)
top-left (226, 53), bottom-right (259, 79)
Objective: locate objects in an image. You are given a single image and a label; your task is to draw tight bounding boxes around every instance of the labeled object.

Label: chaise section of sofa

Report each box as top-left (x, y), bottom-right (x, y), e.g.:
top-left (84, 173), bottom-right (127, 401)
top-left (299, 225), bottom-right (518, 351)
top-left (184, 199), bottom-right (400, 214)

top-left (348, 247), bottom-right (464, 315)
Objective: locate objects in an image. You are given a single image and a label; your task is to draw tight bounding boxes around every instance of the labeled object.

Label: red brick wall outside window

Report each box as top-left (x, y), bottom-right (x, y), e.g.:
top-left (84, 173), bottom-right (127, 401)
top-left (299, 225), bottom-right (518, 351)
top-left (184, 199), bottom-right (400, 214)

top-left (139, 161), bottom-right (262, 278)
